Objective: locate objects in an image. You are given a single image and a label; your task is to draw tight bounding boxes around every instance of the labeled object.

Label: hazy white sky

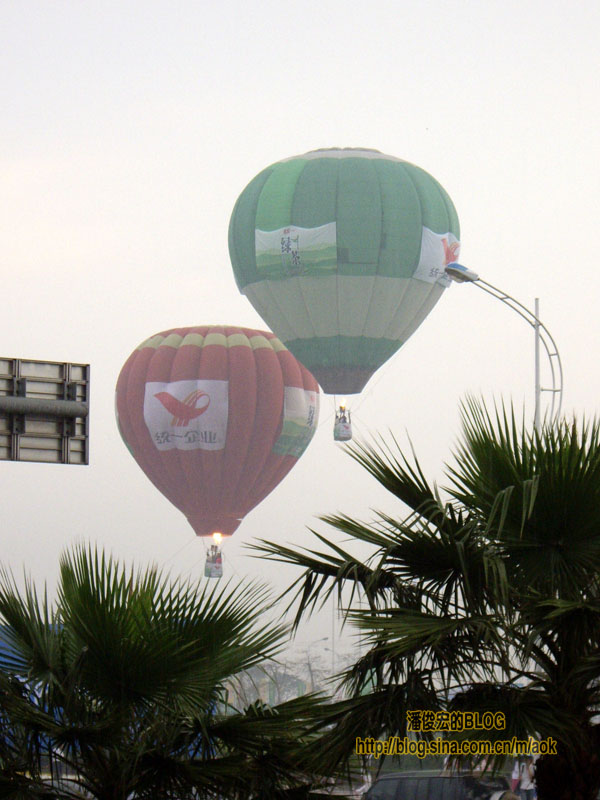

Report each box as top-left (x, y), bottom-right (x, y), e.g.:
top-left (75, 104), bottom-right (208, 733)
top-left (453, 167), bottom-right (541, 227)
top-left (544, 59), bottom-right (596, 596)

top-left (2, 0), bottom-right (600, 653)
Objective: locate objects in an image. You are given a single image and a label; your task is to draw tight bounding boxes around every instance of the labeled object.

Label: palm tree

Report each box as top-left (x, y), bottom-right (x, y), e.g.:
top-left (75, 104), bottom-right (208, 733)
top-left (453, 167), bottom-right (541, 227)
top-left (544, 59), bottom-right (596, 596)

top-left (256, 400), bottom-right (600, 800)
top-left (0, 544), bottom-right (347, 800)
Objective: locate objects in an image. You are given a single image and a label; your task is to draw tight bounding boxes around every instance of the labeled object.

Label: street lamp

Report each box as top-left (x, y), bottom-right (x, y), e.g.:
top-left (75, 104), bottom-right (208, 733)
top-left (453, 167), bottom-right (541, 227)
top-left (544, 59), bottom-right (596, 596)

top-left (445, 263), bottom-right (563, 429)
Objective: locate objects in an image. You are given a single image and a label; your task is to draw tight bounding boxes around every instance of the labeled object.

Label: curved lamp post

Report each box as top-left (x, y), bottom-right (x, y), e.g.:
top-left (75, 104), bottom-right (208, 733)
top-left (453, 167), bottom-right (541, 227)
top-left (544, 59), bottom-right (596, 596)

top-left (445, 263), bottom-right (563, 429)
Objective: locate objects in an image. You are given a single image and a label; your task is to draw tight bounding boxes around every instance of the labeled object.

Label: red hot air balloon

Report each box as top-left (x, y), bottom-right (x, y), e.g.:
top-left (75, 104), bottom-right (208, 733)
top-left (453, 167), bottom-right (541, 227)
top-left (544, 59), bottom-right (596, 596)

top-left (115, 326), bottom-right (320, 553)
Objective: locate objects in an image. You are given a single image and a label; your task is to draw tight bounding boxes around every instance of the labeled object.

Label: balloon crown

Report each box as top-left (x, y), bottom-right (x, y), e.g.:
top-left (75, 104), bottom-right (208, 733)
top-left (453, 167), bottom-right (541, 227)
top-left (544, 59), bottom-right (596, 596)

top-left (305, 147), bottom-right (382, 154)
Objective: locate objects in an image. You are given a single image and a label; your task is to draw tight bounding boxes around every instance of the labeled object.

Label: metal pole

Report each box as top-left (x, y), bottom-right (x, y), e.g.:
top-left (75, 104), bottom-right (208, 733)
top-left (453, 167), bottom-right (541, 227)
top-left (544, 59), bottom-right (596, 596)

top-left (461, 277), bottom-right (563, 424)
top-left (534, 298), bottom-right (541, 431)
top-left (306, 646), bottom-right (315, 692)
top-left (331, 594), bottom-right (335, 675)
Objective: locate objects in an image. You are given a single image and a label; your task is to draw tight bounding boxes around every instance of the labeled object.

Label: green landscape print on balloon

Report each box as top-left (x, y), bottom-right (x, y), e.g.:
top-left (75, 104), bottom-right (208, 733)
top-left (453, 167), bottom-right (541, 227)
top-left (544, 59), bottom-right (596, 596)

top-left (272, 420), bottom-right (315, 457)
top-left (255, 222), bottom-right (337, 278)
top-left (272, 388), bottom-right (318, 457)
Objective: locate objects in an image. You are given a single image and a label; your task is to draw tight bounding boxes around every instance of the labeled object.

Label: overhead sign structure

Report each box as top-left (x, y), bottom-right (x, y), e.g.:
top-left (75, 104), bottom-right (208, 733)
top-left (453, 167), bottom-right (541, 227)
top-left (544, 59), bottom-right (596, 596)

top-left (0, 358), bottom-right (89, 465)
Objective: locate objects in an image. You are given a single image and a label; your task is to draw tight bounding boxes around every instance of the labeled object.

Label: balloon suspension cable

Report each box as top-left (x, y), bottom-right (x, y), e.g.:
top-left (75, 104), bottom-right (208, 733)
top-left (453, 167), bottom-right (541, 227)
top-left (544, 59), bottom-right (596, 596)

top-left (187, 546), bottom-right (210, 575)
top-left (352, 359), bottom-right (396, 413)
top-left (161, 536), bottom-right (195, 568)
top-left (317, 393), bottom-right (338, 430)
top-left (221, 548), bottom-right (242, 580)
top-left (347, 409), bottom-right (367, 434)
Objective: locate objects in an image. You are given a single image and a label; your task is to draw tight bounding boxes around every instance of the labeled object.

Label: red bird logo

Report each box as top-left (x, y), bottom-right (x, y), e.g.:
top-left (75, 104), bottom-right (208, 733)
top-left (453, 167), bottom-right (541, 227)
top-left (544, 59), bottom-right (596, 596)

top-left (442, 238), bottom-right (461, 266)
top-left (154, 390), bottom-right (210, 427)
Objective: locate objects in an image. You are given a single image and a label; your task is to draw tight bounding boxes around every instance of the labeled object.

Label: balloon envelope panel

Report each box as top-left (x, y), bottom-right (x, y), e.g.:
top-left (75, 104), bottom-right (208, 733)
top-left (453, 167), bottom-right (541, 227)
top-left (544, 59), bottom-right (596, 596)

top-left (228, 148), bottom-right (460, 394)
top-left (115, 326), bottom-right (320, 537)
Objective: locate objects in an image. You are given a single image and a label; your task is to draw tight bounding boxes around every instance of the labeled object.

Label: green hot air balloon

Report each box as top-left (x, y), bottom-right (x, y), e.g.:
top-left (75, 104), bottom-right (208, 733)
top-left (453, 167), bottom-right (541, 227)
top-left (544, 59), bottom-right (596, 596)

top-left (228, 147), bottom-right (460, 400)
